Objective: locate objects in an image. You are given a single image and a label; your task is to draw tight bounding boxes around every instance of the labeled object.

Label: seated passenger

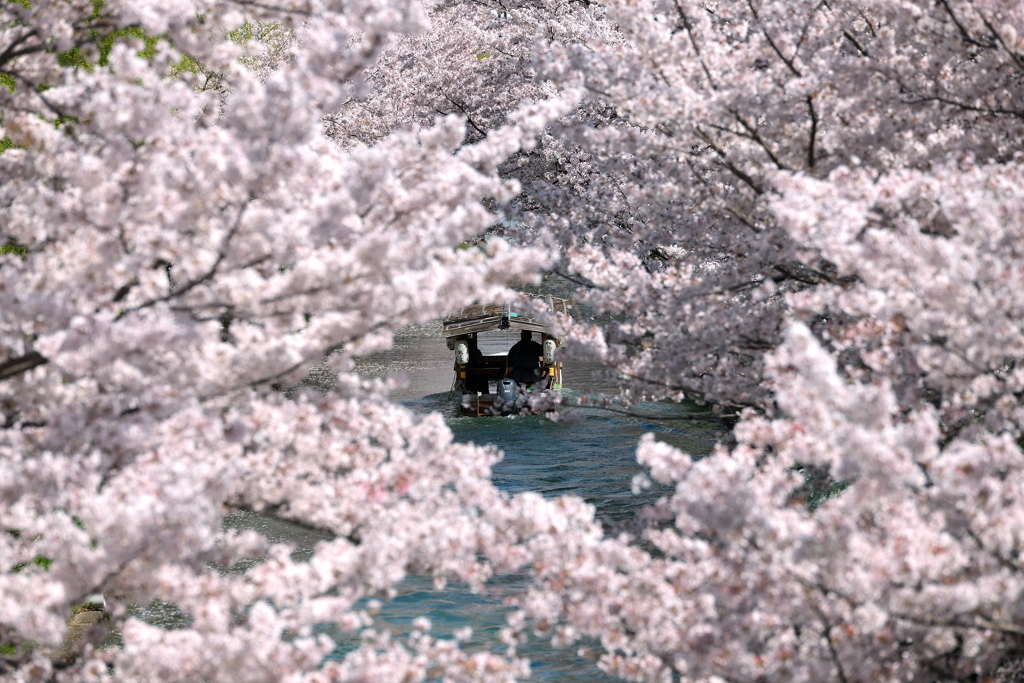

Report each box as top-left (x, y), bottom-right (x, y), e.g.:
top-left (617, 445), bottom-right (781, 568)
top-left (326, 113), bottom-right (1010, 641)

top-left (464, 338), bottom-right (489, 393)
top-left (506, 330), bottom-right (544, 387)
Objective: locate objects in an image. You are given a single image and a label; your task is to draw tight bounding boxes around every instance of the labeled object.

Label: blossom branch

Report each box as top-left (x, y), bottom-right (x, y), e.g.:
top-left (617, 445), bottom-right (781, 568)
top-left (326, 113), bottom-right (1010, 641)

top-left (0, 351), bottom-right (47, 382)
top-left (746, 0), bottom-right (803, 77)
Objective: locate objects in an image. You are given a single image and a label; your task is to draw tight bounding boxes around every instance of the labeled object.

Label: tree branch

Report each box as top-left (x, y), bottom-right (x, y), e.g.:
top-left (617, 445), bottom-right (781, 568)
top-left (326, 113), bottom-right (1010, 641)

top-left (0, 351), bottom-right (47, 382)
top-left (806, 95), bottom-right (818, 170)
top-left (694, 126), bottom-right (764, 194)
top-left (902, 94), bottom-right (1024, 120)
top-left (0, 30), bottom-right (44, 69)
top-left (841, 30), bottom-right (871, 58)
top-left (727, 110), bottom-right (789, 170)
top-left (440, 92), bottom-right (488, 140)
top-left (671, 0), bottom-right (716, 88)
top-left (791, 0), bottom-right (830, 63)
top-left (893, 611), bottom-right (1024, 638)
top-left (962, 522), bottom-right (1024, 575)
top-left (747, 0), bottom-right (803, 77)
top-left (121, 203), bottom-right (251, 317)
top-left (938, 0), bottom-right (996, 49)
top-left (971, 3), bottom-right (1024, 72)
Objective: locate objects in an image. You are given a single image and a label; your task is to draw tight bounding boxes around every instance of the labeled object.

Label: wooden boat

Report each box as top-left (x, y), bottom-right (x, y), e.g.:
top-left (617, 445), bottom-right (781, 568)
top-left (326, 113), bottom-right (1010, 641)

top-left (443, 296), bottom-right (574, 415)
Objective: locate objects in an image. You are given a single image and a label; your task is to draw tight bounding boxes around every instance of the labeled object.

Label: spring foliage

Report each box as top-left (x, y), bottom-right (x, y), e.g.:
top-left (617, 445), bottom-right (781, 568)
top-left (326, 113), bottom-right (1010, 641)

top-left (2, 0), bottom-right (1023, 681)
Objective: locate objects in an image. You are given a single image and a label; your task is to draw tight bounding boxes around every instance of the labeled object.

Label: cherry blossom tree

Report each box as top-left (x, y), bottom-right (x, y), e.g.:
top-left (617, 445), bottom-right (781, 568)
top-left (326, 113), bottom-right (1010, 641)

top-left (5, 0), bottom-right (1024, 681)
top-left (480, 0), bottom-right (1024, 680)
top-left (323, 0), bottom-right (616, 148)
top-left (0, 1), bottom-right (577, 679)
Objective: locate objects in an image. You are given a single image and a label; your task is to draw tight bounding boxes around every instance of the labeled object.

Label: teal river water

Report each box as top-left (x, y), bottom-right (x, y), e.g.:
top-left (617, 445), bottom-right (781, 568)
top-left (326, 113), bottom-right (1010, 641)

top-left (345, 322), bottom-right (722, 679)
top-left (141, 322), bottom-right (724, 679)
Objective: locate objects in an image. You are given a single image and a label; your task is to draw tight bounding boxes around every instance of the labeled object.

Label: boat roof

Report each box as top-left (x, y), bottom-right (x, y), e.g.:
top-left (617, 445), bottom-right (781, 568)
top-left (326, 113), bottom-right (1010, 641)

top-left (442, 295), bottom-right (575, 338)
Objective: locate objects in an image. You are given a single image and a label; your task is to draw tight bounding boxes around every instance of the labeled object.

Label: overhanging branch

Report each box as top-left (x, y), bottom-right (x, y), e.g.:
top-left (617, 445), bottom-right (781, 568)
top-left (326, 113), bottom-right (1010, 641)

top-left (0, 351), bottom-right (47, 382)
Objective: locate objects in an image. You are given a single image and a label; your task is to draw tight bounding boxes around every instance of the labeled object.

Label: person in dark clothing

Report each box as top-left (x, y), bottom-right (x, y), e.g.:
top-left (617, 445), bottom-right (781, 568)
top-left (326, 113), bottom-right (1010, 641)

top-left (464, 336), bottom-right (489, 393)
top-left (506, 330), bottom-right (544, 386)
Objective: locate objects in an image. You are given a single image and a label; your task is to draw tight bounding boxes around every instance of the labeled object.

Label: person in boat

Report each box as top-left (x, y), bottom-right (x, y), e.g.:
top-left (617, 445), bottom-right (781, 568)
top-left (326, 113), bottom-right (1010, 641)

top-left (506, 330), bottom-right (544, 387)
top-left (464, 336), bottom-right (489, 393)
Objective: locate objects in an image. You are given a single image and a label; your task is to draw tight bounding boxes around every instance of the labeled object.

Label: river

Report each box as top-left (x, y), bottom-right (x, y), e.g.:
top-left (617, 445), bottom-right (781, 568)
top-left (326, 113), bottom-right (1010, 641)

top-left (345, 321), bottom-right (721, 679)
top-left (135, 320), bottom-right (723, 680)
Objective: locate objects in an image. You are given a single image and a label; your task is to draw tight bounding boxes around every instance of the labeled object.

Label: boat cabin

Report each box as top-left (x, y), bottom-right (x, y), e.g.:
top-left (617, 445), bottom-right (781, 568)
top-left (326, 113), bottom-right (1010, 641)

top-left (443, 296), bottom-right (574, 415)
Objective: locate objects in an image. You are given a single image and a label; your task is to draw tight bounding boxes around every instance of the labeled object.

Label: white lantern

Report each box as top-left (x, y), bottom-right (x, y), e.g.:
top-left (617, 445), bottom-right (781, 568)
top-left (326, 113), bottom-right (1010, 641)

top-left (455, 340), bottom-right (470, 365)
top-left (543, 339), bottom-right (556, 365)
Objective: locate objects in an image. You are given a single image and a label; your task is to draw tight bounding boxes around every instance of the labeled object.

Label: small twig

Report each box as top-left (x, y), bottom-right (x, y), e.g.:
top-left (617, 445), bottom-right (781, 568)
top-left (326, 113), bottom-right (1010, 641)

top-left (583, 82), bottom-right (613, 98)
top-left (747, 0), bottom-right (803, 77)
top-left (857, 9), bottom-right (876, 38)
top-left (806, 95), bottom-right (818, 170)
top-left (893, 611), bottom-right (1024, 638)
top-left (962, 523), bottom-right (1024, 575)
top-left (440, 92), bottom-right (488, 140)
top-left (906, 95), bottom-right (1024, 120)
top-left (728, 109), bottom-right (789, 170)
top-left (121, 202), bottom-right (252, 317)
top-left (617, 371), bottom-right (691, 394)
top-left (672, 0), bottom-right (717, 88)
top-left (719, 204), bottom-right (768, 233)
top-left (842, 29), bottom-right (871, 58)
top-left (927, 336), bottom-right (986, 373)
top-left (823, 622), bottom-right (850, 683)
top-left (695, 126), bottom-right (764, 195)
top-left (938, 0), bottom-right (996, 49)
top-left (550, 268), bottom-right (596, 289)
top-left (228, 0), bottom-right (314, 17)
top-left (971, 3), bottom-right (1024, 72)
top-left (791, 0), bottom-right (830, 63)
